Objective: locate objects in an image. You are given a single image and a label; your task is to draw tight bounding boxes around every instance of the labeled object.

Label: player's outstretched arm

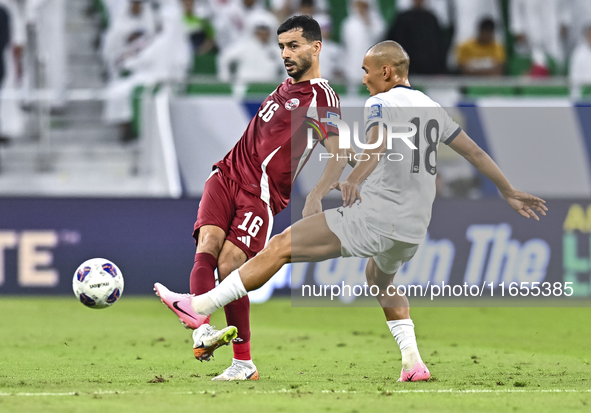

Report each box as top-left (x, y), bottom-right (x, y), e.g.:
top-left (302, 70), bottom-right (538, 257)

top-left (448, 131), bottom-right (548, 221)
top-left (303, 133), bottom-right (350, 218)
top-left (331, 124), bottom-right (386, 207)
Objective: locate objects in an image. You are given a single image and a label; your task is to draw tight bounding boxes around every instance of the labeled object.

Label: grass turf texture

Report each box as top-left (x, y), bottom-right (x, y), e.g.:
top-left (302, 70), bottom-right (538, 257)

top-left (0, 297), bottom-right (589, 412)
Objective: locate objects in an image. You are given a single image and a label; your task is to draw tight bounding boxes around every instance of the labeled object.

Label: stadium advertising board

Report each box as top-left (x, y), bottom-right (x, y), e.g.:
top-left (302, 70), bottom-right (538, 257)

top-left (0, 198), bottom-right (200, 296)
top-left (289, 198), bottom-right (591, 305)
top-left (0, 198), bottom-right (589, 305)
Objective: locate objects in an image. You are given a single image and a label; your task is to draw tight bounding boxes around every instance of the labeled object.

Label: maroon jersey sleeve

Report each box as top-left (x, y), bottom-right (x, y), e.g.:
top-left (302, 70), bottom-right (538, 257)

top-left (310, 80), bottom-right (341, 137)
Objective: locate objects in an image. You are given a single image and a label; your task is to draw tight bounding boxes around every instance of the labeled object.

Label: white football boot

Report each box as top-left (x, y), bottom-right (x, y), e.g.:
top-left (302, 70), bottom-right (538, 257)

top-left (211, 359), bottom-right (259, 381)
top-left (192, 324), bottom-right (237, 361)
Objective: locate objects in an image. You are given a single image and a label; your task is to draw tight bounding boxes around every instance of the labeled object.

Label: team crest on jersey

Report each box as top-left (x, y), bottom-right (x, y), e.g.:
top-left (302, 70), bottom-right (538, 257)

top-left (285, 98), bottom-right (300, 111)
top-left (369, 104), bottom-right (382, 119)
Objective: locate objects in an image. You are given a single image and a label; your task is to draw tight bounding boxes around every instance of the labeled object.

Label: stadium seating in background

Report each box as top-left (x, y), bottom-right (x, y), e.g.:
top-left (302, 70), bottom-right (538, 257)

top-left (465, 86), bottom-right (516, 98)
top-left (246, 83), bottom-right (279, 96)
top-left (183, 82), bottom-right (349, 97)
top-left (131, 85), bottom-right (145, 139)
top-left (183, 0), bottom-right (580, 80)
top-left (192, 54), bottom-right (217, 75)
top-left (131, 83), bottom-right (163, 139)
top-left (463, 85), bottom-right (571, 99)
top-left (520, 86), bottom-right (570, 97)
top-left (186, 82), bottom-right (233, 95)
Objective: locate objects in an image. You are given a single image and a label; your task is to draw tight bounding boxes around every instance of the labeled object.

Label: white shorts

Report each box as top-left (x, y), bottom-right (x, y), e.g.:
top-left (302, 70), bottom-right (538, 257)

top-left (325, 204), bottom-right (419, 274)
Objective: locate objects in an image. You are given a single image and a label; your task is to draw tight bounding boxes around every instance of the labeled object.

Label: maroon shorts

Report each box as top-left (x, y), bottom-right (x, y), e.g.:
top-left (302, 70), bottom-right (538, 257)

top-left (194, 169), bottom-right (273, 259)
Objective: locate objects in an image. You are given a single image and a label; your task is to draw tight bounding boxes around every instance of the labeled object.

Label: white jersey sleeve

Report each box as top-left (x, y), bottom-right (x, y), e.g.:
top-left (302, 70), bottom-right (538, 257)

top-left (440, 108), bottom-right (462, 145)
top-left (364, 96), bottom-right (391, 133)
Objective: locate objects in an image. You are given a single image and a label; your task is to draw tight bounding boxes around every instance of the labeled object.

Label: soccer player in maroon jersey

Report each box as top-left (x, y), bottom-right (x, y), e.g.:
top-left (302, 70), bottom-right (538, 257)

top-left (155, 15), bottom-right (349, 380)
top-left (156, 40), bottom-right (548, 382)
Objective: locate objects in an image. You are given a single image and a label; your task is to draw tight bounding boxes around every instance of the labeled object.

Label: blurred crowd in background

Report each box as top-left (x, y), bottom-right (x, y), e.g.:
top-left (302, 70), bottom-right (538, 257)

top-left (2, 0), bottom-right (591, 85)
top-left (97, 0), bottom-right (591, 86)
top-left (1, 0), bottom-right (591, 139)
top-left (0, 0), bottom-right (590, 199)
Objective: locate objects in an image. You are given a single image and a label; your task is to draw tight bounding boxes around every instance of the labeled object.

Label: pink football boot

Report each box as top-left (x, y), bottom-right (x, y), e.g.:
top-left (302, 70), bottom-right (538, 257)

top-left (398, 362), bottom-right (431, 382)
top-left (154, 283), bottom-right (208, 330)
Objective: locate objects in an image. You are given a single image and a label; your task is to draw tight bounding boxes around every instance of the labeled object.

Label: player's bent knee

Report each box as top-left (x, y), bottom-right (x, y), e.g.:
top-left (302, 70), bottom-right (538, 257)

top-left (366, 259), bottom-right (395, 290)
top-left (267, 229), bottom-right (291, 259)
top-left (218, 254), bottom-right (246, 279)
top-left (217, 244), bottom-right (248, 280)
top-left (217, 261), bottom-right (235, 280)
top-left (197, 230), bottom-right (225, 257)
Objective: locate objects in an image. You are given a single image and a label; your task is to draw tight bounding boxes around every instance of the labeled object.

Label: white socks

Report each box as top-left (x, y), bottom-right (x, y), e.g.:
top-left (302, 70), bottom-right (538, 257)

top-left (191, 270), bottom-right (248, 315)
top-left (233, 358), bottom-right (255, 368)
top-left (387, 319), bottom-right (423, 371)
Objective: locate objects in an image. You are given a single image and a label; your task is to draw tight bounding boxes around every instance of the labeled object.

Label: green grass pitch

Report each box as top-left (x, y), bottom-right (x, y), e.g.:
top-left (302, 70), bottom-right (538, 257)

top-left (0, 296), bottom-right (589, 412)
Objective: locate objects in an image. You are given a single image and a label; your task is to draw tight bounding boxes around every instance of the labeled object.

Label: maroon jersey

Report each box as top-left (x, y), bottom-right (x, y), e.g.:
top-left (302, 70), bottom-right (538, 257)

top-left (214, 78), bottom-right (341, 215)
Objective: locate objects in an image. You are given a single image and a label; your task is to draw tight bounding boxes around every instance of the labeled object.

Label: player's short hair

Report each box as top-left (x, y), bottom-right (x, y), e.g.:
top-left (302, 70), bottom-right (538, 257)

top-left (368, 41), bottom-right (410, 78)
top-left (478, 18), bottom-right (496, 33)
top-left (277, 15), bottom-right (322, 43)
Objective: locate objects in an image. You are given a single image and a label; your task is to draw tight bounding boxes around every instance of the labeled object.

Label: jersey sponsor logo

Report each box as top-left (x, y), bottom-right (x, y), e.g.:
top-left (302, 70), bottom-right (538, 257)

top-left (238, 235), bottom-right (251, 248)
top-left (326, 111), bottom-right (339, 128)
top-left (285, 98), bottom-right (300, 111)
top-left (369, 104), bottom-right (382, 119)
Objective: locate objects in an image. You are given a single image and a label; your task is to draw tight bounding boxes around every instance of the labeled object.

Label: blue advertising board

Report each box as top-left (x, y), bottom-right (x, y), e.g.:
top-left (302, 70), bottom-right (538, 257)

top-left (288, 198), bottom-right (591, 303)
top-left (1, 197), bottom-right (590, 302)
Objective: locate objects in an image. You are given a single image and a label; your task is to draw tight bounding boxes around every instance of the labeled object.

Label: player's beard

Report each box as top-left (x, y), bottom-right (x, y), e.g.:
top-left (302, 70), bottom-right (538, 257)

top-left (285, 53), bottom-right (313, 82)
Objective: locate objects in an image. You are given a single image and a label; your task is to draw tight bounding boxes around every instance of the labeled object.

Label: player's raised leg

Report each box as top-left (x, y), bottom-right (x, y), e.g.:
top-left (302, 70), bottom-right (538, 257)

top-left (182, 212), bottom-right (342, 318)
top-left (365, 258), bottom-right (430, 382)
top-left (155, 223), bottom-right (227, 327)
top-left (157, 226), bottom-right (240, 360)
top-left (156, 170), bottom-right (239, 356)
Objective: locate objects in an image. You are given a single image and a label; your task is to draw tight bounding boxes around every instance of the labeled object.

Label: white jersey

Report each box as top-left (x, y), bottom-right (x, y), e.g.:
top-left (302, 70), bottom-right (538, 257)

top-left (361, 85), bottom-right (461, 243)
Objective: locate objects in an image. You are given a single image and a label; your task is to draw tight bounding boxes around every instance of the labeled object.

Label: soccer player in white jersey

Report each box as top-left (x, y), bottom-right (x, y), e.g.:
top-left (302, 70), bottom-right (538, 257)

top-left (155, 41), bottom-right (548, 381)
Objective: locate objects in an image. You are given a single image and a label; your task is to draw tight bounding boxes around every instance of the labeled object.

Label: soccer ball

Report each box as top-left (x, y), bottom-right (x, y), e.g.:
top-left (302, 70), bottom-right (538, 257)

top-left (73, 258), bottom-right (124, 309)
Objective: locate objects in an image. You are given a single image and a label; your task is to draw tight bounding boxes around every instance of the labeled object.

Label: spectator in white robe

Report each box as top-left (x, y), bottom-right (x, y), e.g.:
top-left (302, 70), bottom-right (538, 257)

top-left (559, 0), bottom-right (591, 55)
top-left (316, 14), bottom-right (343, 82)
top-left (341, 0), bottom-right (385, 93)
top-left (270, 0), bottom-right (329, 22)
top-left (103, 0), bottom-right (191, 140)
top-left (0, 0), bottom-right (25, 139)
top-left (295, 0), bottom-right (331, 27)
top-left (217, 14), bottom-right (283, 84)
top-left (510, 0), bottom-right (564, 76)
top-left (570, 25), bottom-right (591, 99)
top-left (103, 0), bottom-right (126, 23)
top-left (25, 0), bottom-right (67, 108)
top-left (102, 0), bottom-right (157, 80)
top-left (210, 0), bottom-right (277, 52)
